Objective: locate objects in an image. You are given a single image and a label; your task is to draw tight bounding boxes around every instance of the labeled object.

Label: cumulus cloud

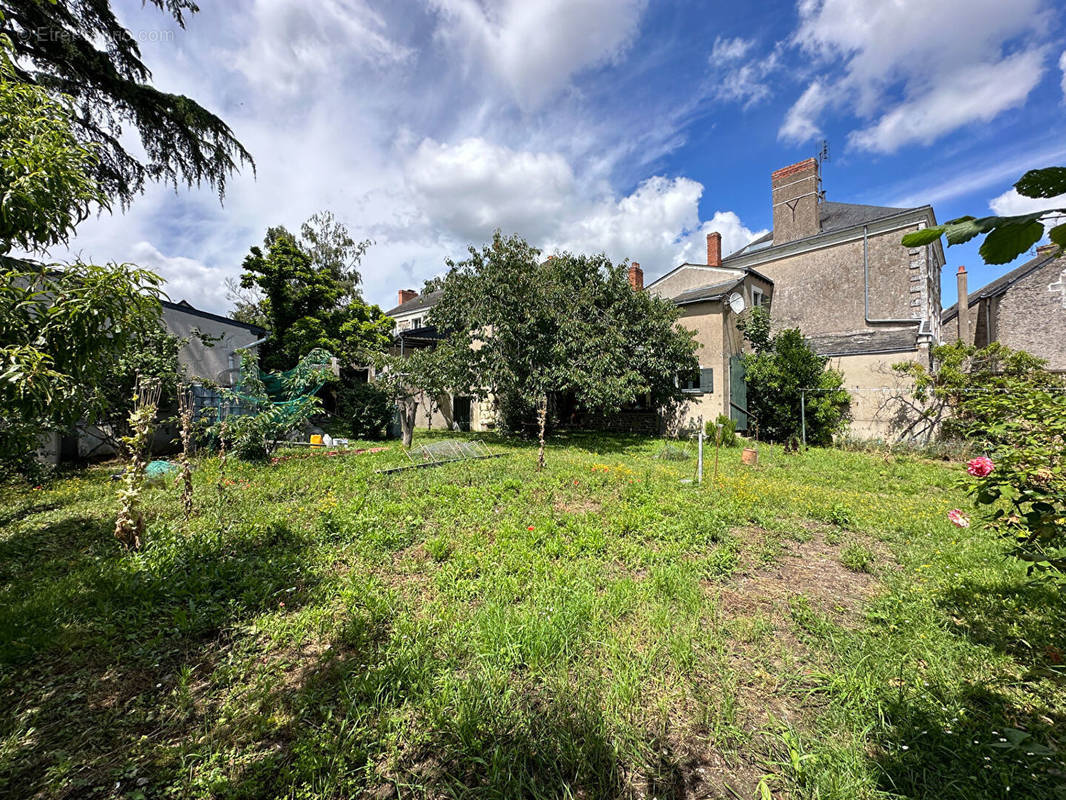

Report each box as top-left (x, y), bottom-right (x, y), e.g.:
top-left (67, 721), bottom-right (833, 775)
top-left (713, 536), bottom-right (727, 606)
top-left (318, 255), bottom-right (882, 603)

top-left (989, 187), bottom-right (1066, 217)
top-left (782, 0), bottom-right (1049, 150)
top-left (406, 138), bottom-right (576, 242)
top-left (428, 0), bottom-right (648, 110)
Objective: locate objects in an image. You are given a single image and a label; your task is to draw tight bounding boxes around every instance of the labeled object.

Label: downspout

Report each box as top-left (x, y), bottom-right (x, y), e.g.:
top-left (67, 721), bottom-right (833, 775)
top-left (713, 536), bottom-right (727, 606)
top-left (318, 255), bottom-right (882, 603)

top-left (864, 224), bottom-right (924, 325)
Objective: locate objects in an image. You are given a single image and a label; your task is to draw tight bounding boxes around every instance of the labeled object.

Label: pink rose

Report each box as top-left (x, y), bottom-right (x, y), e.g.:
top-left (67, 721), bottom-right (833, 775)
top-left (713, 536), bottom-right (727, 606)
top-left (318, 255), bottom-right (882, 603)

top-left (947, 509), bottom-right (970, 528)
top-left (967, 457), bottom-right (994, 478)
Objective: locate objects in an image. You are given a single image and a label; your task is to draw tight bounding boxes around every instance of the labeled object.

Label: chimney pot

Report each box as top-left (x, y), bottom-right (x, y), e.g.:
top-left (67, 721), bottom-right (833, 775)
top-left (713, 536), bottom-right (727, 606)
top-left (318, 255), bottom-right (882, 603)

top-left (956, 266), bottom-right (969, 345)
top-left (628, 262), bottom-right (644, 291)
top-left (706, 232), bottom-right (722, 267)
top-left (398, 289), bottom-right (418, 306)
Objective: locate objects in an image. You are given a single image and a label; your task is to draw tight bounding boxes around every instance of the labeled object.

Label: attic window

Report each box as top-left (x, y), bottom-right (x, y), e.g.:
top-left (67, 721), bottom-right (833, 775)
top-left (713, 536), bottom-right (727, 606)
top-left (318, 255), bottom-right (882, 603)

top-left (752, 287), bottom-right (766, 308)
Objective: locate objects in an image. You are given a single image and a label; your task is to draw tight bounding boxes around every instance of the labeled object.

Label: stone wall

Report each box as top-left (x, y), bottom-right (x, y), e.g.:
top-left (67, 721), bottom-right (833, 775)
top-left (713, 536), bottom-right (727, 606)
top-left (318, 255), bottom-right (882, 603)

top-left (992, 254), bottom-right (1066, 371)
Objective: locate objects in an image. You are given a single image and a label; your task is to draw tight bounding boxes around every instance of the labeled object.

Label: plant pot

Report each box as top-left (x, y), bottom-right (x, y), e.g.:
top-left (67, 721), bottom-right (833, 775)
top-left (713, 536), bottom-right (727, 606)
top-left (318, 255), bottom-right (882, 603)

top-left (741, 447), bottom-right (758, 466)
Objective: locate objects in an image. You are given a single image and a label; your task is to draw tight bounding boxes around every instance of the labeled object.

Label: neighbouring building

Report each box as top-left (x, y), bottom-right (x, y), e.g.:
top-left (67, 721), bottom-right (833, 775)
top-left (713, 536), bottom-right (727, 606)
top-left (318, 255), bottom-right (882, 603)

top-left (39, 299), bottom-right (266, 464)
top-left (644, 237), bottom-right (773, 431)
top-left (383, 289), bottom-right (487, 432)
top-left (942, 245), bottom-right (1066, 372)
top-left (657, 158), bottom-right (944, 439)
top-left (161, 299), bottom-right (267, 385)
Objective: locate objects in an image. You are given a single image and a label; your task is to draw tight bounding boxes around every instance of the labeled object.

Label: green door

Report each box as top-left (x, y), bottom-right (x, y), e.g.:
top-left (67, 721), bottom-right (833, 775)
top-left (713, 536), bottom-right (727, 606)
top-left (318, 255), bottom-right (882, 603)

top-left (729, 356), bottom-right (748, 431)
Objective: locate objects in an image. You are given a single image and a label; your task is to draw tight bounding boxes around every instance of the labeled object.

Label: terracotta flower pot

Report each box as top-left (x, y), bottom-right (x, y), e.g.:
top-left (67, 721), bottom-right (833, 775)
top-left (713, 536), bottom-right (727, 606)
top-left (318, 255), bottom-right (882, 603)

top-left (741, 447), bottom-right (758, 466)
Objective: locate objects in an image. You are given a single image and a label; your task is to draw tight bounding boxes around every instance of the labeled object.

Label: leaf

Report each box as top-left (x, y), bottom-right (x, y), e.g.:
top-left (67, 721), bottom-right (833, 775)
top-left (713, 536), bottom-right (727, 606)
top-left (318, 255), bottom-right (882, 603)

top-left (1047, 222), bottom-right (1066, 252)
top-left (942, 217), bottom-right (992, 246)
top-left (1015, 166), bottom-right (1066, 199)
top-left (901, 226), bottom-right (945, 247)
top-left (979, 220), bottom-right (1046, 265)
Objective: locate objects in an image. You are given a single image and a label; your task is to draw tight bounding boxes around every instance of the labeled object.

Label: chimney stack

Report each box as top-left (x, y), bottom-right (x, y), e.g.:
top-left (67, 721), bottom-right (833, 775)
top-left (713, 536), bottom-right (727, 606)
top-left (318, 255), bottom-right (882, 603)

top-left (956, 266), bottom-right (969, 344)
top-left (398, 288), bottom-right (418, 306)
top-left (772, 158), bottom-right (821, 245)
top-left (627, 262), bottom-right (643, 291)
top-left (706, 232), bottom-right (722, 267)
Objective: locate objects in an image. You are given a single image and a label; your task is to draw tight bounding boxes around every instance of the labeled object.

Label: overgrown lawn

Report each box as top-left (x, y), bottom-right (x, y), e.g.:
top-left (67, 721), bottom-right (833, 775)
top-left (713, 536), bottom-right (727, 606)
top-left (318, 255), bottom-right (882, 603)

top-left (1, 434), bottom-right (1062, 799)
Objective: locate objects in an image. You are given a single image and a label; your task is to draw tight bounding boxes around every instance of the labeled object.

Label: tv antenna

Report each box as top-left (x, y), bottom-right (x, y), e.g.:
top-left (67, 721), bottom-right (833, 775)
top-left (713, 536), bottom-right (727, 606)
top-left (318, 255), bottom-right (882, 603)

top-left (817, 139), bottom-right (829, 201)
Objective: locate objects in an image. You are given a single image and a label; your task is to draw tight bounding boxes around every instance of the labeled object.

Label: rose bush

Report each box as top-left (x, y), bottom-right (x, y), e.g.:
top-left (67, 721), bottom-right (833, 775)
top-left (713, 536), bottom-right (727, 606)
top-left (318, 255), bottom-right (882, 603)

top-left (966, 388), bottom-right (1066, 574)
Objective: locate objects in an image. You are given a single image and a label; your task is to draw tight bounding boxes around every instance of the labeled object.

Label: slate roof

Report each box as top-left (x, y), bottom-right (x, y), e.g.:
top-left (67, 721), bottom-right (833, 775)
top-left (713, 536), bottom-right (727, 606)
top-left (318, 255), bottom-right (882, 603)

top-left (395, 325), bottom-right (441, 344)
top-left (727, 201), bottom-right (925, 261)
top-left (385, 289), bottom-right (443, 317)
top-left (161, 299), bottom-right (266, 335)
top-left (672, 278), bottom-right (745, 306)
top-left (806, 328), bottom-right (919, 358)
top-left (942, 250), bottom-right (1061, 323)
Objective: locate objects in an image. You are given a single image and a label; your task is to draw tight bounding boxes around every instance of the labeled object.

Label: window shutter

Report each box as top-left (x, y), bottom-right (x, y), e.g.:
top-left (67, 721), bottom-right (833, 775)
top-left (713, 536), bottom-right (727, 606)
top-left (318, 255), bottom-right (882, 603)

top-left (700, 368), bottom-right (714, 393)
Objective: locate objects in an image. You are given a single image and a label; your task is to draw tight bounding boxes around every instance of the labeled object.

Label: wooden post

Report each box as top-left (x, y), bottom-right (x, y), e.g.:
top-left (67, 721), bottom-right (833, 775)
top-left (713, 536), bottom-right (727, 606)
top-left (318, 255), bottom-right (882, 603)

top-left (800, 390), bottom-right (807, 450)
top-left (536, 395), bottom-right (548, 471)
top-left (696, 415), bottom-right (704, 485)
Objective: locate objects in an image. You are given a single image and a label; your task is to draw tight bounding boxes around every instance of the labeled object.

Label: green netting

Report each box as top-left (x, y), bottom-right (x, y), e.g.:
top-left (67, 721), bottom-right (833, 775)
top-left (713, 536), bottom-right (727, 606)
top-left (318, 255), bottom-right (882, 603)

top-left (218, 348), bottom-right (334, 425)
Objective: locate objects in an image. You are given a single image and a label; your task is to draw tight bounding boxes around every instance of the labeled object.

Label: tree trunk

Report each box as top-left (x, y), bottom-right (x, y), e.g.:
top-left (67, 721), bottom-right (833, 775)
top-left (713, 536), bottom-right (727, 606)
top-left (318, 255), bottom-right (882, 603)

top-left (536, 395), bottom-right (547, 471)
top-left (400, 398), bottom-right (416, 449)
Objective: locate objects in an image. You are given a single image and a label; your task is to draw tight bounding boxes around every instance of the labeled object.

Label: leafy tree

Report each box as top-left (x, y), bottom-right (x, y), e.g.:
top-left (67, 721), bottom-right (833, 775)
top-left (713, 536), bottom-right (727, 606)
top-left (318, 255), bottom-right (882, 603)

top-left (238, 215), bottom-right (392, 371)
top-left (0, 64), bottom-right (106, 253)
top-left (892, 341), bottom-right (1061, 444)
top-left (430, 232), bottom-right (698, 467)
top-left (902, 166), bottom-right (1066, 264)
top-left (1, 261), bottom-right (165, 468)
top-left (0, 1), bottom-right (252, 205)
top-left (739, 306), bottom-right (850, 446)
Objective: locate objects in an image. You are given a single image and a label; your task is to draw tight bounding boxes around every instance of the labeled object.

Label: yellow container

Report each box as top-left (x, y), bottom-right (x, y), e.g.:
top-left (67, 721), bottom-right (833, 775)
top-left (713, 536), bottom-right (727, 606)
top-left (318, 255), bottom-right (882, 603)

top-left (310, 434), bottom-right (324, 448)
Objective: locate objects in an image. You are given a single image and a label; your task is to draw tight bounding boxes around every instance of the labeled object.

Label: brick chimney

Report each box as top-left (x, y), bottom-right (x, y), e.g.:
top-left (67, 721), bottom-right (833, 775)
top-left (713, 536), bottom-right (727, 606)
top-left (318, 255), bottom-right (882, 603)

top-left (956, 266), bottom-right (969, 344)
top-left (397, 289), bottom-right (418, 306)
top-left (706, 232), bottom-right (722, 267)
top-left (628, 262), bottom-right (643, 291)
top-left (772, 158), bottom-right (820, 245)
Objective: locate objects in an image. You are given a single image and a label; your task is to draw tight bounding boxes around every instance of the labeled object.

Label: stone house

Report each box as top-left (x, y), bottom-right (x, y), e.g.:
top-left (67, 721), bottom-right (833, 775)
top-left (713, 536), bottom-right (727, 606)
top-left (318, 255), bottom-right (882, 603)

top-left (670, 158), bottom-right (945, 439)
top-left (643, 236), bottom-right (773, 431)
top-left (383, 289), bottom-right (485, 432)
top-left (942, 245), bottom-right (1066, 371)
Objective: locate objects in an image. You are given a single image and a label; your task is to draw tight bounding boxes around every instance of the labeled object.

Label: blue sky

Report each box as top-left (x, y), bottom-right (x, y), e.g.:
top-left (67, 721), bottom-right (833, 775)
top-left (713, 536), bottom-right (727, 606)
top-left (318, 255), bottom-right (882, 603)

top-left (59, 0), bottom-right (1066, 315)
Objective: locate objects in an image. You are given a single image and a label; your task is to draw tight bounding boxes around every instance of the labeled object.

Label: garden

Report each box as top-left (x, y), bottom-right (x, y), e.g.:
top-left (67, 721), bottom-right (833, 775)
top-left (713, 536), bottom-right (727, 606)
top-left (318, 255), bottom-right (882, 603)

top-left (2, 434), bottom-right (1063, 799)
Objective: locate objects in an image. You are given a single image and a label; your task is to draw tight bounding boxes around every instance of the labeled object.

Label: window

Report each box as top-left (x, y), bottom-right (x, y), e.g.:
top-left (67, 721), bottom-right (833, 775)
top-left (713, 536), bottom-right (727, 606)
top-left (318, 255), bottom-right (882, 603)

top-left (412, 317), bottom-right (422, 328)
top-left (752, 287), bottom-right (766, 308)
top-left (679, 367), bottom-right (713, 394)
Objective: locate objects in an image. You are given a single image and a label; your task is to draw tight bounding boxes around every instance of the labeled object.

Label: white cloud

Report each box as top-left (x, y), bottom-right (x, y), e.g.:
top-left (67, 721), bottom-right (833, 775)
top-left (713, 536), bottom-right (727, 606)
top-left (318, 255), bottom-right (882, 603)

top-left (428, 0), bottom-right (648, 110)
top-left (233, 0), bottom-right (412, 96)
top-left (779, 81), bottom-right (829, 143)
top-left (783, 0), bottom-right (1049, 149)
top-left (848, 51), bottom-right (1046, 153)
top-left (406, 138), bottom-right (576, 242)
top-left (989, 187), bottom-right (1066, 217)
top-left (1060, 49), bottom-right (1066, 99)
top-left (711, 36), bottom-right (754, 62)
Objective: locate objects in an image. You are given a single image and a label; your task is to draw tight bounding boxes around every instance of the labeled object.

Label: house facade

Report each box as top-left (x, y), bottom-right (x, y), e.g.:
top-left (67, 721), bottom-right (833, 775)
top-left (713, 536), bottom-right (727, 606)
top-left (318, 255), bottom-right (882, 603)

top-left (644, 236), bottom-right (773, 431)
top-left (688, 158), bottom-right (945, 439)
top-left (942, 245), bottom-right (1066, 372)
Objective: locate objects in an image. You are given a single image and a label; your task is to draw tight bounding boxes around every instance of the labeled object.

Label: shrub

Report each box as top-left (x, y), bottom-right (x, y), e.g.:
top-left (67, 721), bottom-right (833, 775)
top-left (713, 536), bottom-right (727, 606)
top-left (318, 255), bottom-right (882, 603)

top-left (739, 307), bottom-right (850, 446)
top-left (963, 388), bottom-right (1066, 574)
top-left (706, 414), bottom-right (740, 447)
top-left (336, 378), bottom-right (393, 439)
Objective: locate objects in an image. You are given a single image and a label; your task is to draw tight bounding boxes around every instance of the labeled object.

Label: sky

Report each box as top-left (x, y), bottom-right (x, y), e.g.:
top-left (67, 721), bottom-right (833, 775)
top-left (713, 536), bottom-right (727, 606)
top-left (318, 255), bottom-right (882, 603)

top-left (51, 0), bottom-right (1066, 315)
